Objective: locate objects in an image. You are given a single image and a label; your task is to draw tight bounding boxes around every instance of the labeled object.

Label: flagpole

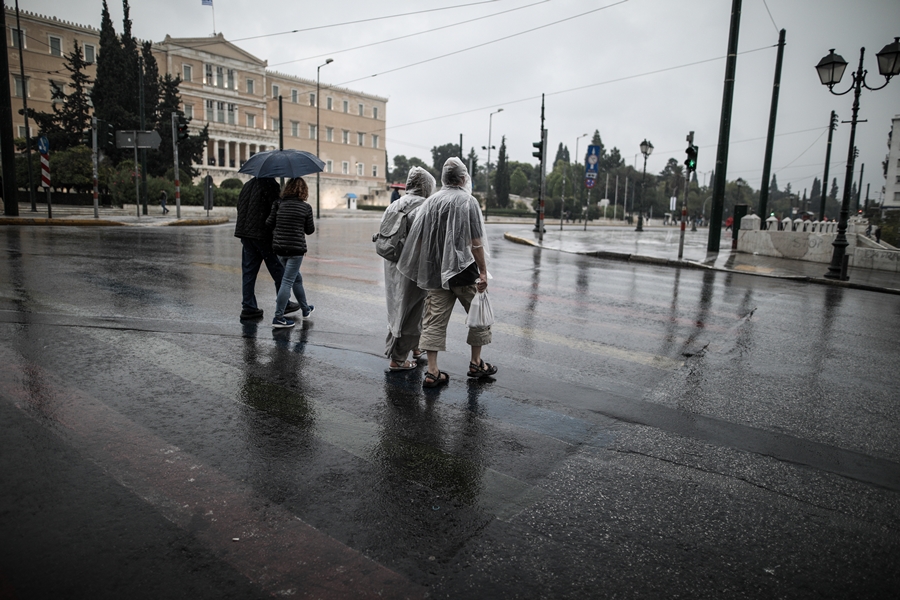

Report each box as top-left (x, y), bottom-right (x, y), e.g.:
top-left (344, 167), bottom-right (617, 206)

top-left (212, 3), bottom-right (216, 35)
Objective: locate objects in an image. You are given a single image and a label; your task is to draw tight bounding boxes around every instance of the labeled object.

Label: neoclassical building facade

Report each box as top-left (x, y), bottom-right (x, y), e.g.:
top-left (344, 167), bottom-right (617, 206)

top-left (5, 8), bottom-right (390, 209)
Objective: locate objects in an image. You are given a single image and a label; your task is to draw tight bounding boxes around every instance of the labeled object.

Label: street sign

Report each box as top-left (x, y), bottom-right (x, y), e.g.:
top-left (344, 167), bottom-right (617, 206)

top-left (116, 130), bottom-right (162, 149)
top-left (584, 144), bottom-right (600, 189)
top-left (39, 135), bottom-right (50, 189)
top-left (670, 196), bottom-right (677, 211)
top-left (37, 135), bottom-right (49, 154)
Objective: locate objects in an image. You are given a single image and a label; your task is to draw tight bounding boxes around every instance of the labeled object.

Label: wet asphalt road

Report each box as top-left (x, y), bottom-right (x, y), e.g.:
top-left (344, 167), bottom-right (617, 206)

top-left (1, 221), bottom-right (899, 599)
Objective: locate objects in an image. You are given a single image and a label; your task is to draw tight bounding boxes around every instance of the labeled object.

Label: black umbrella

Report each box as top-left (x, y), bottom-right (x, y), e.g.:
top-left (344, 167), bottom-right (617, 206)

top-left (238, 149), bottom-right (325, 178)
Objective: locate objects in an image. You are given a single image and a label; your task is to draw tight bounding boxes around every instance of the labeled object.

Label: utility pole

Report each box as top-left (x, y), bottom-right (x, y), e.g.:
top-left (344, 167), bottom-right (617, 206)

top-left (15, 0), bottom-right (35, 212)
top-left (819, 111), bottom-right (838, 220)
top-left (758, 28), bottom-right (786, 223)
top-left (139, 56), bottom-right (148, 215)
top-left (708, 0), bottom-right (743, 253)
top-left (0, 5), bottom-right (18, 215)
top-left (855, 163), bottom-right (864, 213)
top-left (92, 117), bottom-right (99, 218)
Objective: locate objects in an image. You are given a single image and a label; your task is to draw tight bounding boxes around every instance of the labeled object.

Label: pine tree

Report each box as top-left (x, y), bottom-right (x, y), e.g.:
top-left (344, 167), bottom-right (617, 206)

top-left (494, 136), bottom-right (510, 209)
top-left (146, 74), bottom-right (208, 180)
top-left (829, 178), bottom-right (839, 201)
top-left (590, 130), bottom-right (605, 157)
top-left (466, 147), bottom-right (479, 190)
top-left (91, 1), bottom-right (122, 127)
top-left (810, 176), bottom-right (821, 203)
top-left (24, 41), bottom-right (93, 151)
top-left (554, 143), bottom-right (569, 164)
top-left (118, 0), bottom-right (140, 129)
top-left (141, 41), bottom-right (160, 130)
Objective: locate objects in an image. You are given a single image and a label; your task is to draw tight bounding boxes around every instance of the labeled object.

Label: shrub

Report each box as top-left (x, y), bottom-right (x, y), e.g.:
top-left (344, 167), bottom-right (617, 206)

top-left (220, 178), bottom-right (244, 190)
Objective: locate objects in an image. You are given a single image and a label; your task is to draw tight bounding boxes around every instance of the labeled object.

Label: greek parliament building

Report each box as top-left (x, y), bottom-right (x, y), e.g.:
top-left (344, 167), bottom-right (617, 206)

top-left (5, 7), bottom-right (390, 209)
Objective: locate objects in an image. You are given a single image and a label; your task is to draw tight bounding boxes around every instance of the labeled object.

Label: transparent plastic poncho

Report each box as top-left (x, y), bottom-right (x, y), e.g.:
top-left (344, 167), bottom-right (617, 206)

top-left (397, 157), bottom-right (489, 290)
top-left (383, 167), bottom-right (436, 338)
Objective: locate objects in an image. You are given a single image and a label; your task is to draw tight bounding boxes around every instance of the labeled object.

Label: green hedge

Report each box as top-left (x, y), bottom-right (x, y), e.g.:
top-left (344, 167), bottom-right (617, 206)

top-left (484, 208), bottom-right (534, 218)
top-left (357, 204), bottom-right (386, 212)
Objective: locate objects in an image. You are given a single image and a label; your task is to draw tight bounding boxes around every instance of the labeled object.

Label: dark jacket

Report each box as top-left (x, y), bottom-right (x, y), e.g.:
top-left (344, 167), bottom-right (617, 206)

top-left (234, 178), bottom-right (280, 240)
top-left (266, 196), bottom-right (315, 256)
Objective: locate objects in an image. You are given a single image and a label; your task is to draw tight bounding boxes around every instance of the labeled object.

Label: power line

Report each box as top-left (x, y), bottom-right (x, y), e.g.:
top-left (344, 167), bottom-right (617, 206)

top-left (761, 0), bottom-right (780, 34)
top-left (336, 0), bottom-right (630, 86)
top-left (270, 0), bottom-right (551, 67)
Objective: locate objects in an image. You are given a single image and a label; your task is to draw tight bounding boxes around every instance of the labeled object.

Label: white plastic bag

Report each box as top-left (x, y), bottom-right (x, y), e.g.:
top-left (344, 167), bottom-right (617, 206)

top-left (466, 290), bottom-right (494, 328)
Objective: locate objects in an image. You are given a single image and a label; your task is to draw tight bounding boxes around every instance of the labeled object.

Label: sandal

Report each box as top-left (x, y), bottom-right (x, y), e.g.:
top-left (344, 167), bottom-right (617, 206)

top-left (467, 359), bottom-right (498, 378)
top-left (389, 360), bottom-right (417, 371)
top-left (422, 370), bottom-right (450, 388)
top-left (412, 349), bottom-right (426, 361)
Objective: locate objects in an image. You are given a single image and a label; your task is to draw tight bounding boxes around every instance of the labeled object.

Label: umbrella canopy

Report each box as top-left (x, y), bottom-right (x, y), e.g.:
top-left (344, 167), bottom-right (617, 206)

top-left (239, 149), bottom-right (325, 179)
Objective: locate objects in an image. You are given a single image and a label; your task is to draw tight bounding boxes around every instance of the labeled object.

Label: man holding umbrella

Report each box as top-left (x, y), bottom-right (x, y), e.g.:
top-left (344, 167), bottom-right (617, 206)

top-left (235, 149), bottom-right (326, 321)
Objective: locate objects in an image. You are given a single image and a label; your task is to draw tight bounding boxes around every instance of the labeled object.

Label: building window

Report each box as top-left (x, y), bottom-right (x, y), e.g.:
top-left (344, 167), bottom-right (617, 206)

top-left (205, 64), bottom-right (212, 85)
top-left (342, 130), bottom-right (349, 144)
top-left (309, 124), bottom-right (317, 140)
top-left (13, 75), bottom-right (26, 98)
top-left (217, 102), bottom-right (226, 123)
top-left (343, 100), bottom-right (348, 113)
top-left (205, 99), bottom-right (213, 120)
top-left (49, 80), bottom-right (64, 104)
top-left (326, 127), bottom-right (333, 142)
top-left (216, 66), bottom-right (225, 88)
top-left (372, 134), bottom-right (379, 149)
top-left (373, 106), bottom-right (378, 119)
top-left (17, 125), bottom-right (30, 138)
top-left (326, 97), bottom-right (332, 110)
top-left (246, 78), bottom-right (254, 94)
top-left (183, 64), bottom-right (192, 82)
top-left (358, 103), bottom-right (364, 116)
top-left (272, 84), bottom-right (280, 98)
top-left (356, 162), bottom-right (364, 176)
top-left (342, 161), bottom-right (349, 175)
top-left (372, 164), bottom-right (378, 177)
top-left (10, 27), bottom-right (25, 49)
top-left (49, 35), bottom-right (62, 57)
top-left (227, 69), bottom-right (235, 90)
top-left (291, 121), bottom-right (299, 137)
top-left (246, 113), bottom-right (256, 128)
top-left (84, 44), bottom-right (95, 64)
top-left (291, 88), bottom-right (298, 103)
top-left (272, 117), bottom-right (280, 131)
top-left (227, 103), bottom-right (236, 125)
top-left (357, 132), bottom-right (364, 146)
top-left (184, 104), bottom-right (194, 119)
top-left (326, 160), bottom-right (333, 173)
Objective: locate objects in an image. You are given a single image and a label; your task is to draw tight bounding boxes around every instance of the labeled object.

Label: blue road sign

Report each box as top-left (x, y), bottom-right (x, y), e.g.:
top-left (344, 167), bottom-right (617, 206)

top-left (38, 136), bottom-right (49, 154)
top-left (584, 144), bottom-right (600, 188)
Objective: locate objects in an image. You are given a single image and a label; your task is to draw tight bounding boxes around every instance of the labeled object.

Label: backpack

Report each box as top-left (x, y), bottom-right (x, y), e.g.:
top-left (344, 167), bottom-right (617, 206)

top-left (373, 205), bottom-right (413, 262)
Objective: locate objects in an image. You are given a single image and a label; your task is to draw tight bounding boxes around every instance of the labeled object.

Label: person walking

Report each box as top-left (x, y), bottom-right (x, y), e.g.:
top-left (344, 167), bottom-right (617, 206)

top-left (267, 177), bottom-right (316, 329)
top-left (159, 190), bottom-right (169, 214)
top-left (398, 157), bottom-right (497, 388)
top-left (382, 167), bottom-right (436, 371)
top-left (390, 187), bottom-right (401, 204)
top-left (234, 178), bottom-right (300, 320)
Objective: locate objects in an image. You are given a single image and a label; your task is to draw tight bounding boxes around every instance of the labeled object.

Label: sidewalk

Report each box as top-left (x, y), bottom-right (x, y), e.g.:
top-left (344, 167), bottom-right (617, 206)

top-left (505, 224), bottom-right (900, 295)
top-left (0, 203), bottom-right (229, 227)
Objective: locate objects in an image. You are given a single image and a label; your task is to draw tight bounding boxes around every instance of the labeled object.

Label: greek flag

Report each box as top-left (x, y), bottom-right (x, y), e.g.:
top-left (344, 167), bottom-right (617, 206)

top-left (202, 0), bottom-right (212, 6)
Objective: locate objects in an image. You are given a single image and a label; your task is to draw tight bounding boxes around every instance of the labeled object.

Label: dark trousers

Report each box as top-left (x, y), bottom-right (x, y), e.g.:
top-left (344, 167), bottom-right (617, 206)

top-left (241, 238), bottom-right (284, 310)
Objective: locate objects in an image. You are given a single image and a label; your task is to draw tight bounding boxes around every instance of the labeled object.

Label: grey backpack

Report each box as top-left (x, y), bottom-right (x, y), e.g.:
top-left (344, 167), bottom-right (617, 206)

top-left (373, 206), bottom-right (412, 262)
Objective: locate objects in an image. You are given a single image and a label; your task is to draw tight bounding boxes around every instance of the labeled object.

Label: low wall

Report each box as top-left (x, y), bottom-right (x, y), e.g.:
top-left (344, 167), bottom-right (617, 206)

top-left (853, 247), bottom-right (900, 273)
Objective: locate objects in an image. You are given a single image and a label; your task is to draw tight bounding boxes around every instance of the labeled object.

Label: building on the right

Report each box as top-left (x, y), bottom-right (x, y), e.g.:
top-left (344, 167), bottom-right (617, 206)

top-left (884, 115), bottom-right (900, 210)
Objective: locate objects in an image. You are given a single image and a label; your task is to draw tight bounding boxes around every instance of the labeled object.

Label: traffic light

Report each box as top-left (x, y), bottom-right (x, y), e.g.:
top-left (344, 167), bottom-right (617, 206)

top-left (684, 144), bottom-right (698, 172)
top-left (82, 129), bottom-right (92, 146)
top-left (177, 115), bottom-right (190, 142)
top-left (532, 136), bottom-right (544, 161)
top-left (97, 120), bottom-right (115, 149)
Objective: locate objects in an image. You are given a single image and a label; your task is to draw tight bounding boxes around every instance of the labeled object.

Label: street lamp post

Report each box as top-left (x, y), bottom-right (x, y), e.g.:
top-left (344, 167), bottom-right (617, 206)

top-left (815, 38), bottom-right (900, 280)
top-left (316, 58), bottom-right (333, 219)
top-left (483, 108), bottom-right (503, 205)
top-left (636, 139), bottom-right (653, 232)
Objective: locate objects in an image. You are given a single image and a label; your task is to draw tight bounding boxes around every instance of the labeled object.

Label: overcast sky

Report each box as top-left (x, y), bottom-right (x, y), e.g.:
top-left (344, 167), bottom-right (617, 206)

top-left (21, 0), bottom-right (900, 199)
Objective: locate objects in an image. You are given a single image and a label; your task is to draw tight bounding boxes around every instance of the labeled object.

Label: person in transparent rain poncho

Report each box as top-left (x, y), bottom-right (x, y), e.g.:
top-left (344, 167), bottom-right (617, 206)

top-left (382, 166), bottom-right (436, 371)
top-left (397, 157), bottom-right (498, 388)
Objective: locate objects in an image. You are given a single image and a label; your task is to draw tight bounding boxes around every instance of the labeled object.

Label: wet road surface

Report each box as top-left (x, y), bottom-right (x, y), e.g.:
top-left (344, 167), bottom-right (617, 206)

top-left (1, 221), bottom-right (899, 598)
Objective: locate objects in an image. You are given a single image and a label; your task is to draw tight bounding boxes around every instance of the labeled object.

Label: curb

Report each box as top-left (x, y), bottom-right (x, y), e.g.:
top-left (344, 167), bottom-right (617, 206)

top-left (0, 216), bottom-right (229, 227)
top-left (503, 232), bottom-right (900, 296)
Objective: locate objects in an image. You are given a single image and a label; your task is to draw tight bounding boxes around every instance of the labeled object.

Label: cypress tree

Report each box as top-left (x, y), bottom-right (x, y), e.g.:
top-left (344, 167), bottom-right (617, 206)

top-left (495, 136), bottom-right (510, 208)
top-left (92, 1), bottom-right (122, 128)
top-left (147, 74), bottom-right (208, 180)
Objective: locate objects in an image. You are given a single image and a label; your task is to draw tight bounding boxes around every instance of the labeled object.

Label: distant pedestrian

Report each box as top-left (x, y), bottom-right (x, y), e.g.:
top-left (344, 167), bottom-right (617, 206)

top-left (398, 157), bottom-right (496, 389)
top-left (390, 187), bottom-right (401, 204)
top-left (159, 190), bottom-right (169, 214)
top-left (235, 178), bottom-right (300, 320)
top-left (381, 167), bottom-right (436, 371)
top-left (866, 223), bottom-right (872, 237)
top-left (875, 226), bottom-right (882, 244)
top-left (725, 216), bottom-right (733, 230)
top-left (267, 177), bottom-right (316, 329)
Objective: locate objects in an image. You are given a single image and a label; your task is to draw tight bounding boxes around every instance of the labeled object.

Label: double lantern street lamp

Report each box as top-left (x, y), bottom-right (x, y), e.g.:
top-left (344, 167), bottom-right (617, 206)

top-left (316, 58), bottom-right (334, 219)
top-left (635, 139), bottom-right (653, 232)
top-left (815, 37), bottom-right (900, 280)
top-left (482, 108), bottom-right (503, 204)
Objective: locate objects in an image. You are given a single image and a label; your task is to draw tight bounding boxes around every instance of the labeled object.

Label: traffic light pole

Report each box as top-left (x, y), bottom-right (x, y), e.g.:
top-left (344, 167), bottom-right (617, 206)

top-left (172, 112), bottom-right (181, 219)
top-left (92, 116), bottom-right (99, 219)
top-left (533, 94), bottom-right (547, 241)
top-left (757, 28), bottom-right (786, 223)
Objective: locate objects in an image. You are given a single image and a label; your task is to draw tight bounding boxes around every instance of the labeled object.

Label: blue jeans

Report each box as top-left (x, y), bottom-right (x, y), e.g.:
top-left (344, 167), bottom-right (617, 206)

top-left (275, 255), bottom-right (309, 319)
top-left (241, 238), bottom-right (284, 311)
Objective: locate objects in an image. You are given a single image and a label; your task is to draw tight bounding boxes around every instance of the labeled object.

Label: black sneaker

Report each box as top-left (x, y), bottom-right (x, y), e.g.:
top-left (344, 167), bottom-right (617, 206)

top-left (240, 307), bottom-right (264, 320)
top-left (272, 316), bottom-right (295, 329)
top-left (302, 305), bottom-right (315, 318)
top-left (284, 301), bottom-right (301, 317)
